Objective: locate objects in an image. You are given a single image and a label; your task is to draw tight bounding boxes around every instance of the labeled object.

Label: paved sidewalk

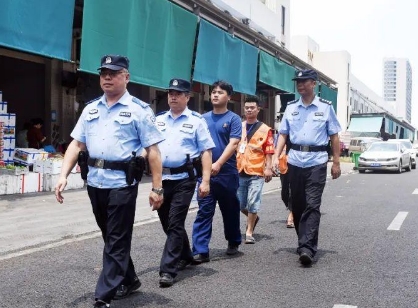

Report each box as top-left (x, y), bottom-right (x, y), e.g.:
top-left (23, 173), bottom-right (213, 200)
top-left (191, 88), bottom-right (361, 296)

top-left (0, 162), bottom-right (354, 259)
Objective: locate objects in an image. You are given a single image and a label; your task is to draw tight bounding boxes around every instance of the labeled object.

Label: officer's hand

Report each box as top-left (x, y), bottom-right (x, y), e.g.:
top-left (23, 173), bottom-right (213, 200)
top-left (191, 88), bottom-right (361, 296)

top-left (331, 162), bottom-right (341, 179)
top-left (264, 168), bottom-right (273, 183)
top-left (272, 155), bottom-right (279, 170)
top-left (149, 192), bottom-right (163, 211)
top-left (198, 180), bottom-right (210, 198)
top-left (55, 177), bottom-right (67, 204)
top-left (211, 162), bottom-right (221, 176)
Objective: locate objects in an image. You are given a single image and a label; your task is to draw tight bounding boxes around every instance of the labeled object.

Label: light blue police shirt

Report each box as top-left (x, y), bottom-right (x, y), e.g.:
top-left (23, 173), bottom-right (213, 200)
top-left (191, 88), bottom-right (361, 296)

top-left (71, 91), bottom-right (164, 188)
top-left (156, 107), bottom-right (215, 181)
top-left (279, 95), bottom-right (341, 168)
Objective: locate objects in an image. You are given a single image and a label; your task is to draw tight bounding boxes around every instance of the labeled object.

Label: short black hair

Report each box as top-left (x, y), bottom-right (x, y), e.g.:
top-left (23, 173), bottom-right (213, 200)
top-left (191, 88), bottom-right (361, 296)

top-left (244, 95), bottom-right (260, 105)
top-left (31, 118), bottom-right (44, 126)
top-left (211, 80), bottom-right (233, 96)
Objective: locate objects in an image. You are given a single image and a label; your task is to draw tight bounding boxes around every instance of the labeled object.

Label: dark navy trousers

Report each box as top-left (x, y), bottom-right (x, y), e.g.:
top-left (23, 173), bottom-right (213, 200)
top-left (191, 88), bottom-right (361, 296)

top-left (192, 174), bottom-right (241, 255)
top-left (87, 184), bottom-right (138, 303)
top-left (288, 163), bottom-right (327, 257)
top-left (158, 178), bottom-right (196, 277)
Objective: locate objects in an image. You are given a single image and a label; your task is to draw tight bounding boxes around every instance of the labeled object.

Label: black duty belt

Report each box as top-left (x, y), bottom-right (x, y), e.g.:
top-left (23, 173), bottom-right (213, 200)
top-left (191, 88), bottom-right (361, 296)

top-left (87, 157), bottom-right (129, 171)
top-left (291, 144), bottom-right (328, 152)
top-left (162, 164), bottom-right (188, 175)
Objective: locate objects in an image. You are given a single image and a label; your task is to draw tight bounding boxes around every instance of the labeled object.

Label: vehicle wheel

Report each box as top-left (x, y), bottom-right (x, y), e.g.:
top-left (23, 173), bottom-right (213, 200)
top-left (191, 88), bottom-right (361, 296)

top-left (406, 160), bottom-right (412, 172)
top-left (359, 170), bottom-right (365, 173)
top-left (397, 160), bottom-right (403, 173)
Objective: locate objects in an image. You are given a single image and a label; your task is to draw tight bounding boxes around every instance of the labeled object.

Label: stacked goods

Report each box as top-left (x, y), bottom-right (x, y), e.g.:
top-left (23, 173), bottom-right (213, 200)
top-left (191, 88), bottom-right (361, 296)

top-left (0, 112), bottom-right (16, 165)
top-left (33, 155), bottom-right (77, 175)
top-left (13, 148), bottom-right (48, 166)
top-left (0, 121), bottom-right (4, 165)
top-left (0, 91), bottom-right (5, 113)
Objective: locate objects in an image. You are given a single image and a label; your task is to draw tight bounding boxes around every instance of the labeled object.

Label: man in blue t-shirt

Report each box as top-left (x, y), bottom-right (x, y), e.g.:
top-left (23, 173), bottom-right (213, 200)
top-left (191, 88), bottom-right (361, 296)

top-left (192, 80), bottom-right (242, 263)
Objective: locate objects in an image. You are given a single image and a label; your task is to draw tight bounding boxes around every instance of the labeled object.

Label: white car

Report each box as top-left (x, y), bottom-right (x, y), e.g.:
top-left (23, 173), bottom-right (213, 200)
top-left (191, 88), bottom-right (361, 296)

top-left (387, 139), bottom-right (416, 169)
top-left (358, 141), bottom-right (411, 173)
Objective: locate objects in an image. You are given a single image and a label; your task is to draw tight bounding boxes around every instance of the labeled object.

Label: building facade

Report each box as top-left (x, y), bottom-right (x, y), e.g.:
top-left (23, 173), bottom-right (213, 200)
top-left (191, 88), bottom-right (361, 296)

top-left (210, 0), bottom-right (290, 47)
top-left (383, 57), bottom-right (413, 123)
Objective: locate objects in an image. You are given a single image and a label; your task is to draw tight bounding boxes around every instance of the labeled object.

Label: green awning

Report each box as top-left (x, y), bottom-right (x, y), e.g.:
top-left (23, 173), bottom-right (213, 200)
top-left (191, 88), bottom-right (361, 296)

top-left (0, 0), bottom-right (75, 61)
top-left (80, 0), bottom-right (198, 89)
top-left (320, 85), bottom-right (338, 111)
top-left (259, 51), bottom-right (295, 93)
top-left (193, 20), bottom-right (258, 95)
top-left (347, 117), bottom-right (383, 133)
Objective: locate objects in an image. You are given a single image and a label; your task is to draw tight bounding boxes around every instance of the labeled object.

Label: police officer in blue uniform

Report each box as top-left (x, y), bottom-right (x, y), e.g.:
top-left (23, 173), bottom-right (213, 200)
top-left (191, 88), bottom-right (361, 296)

top-left (273, 69), bottom-right (342, 266)
top-left (55, 55), bottom-right (164, 308)
top-left (155, 78), bottom-right (215, 287)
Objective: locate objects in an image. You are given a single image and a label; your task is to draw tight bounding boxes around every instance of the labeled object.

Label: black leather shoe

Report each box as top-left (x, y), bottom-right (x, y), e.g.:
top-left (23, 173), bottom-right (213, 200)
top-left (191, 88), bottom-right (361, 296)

top-left (226, 244), bottom-right (239, 255)
top-left (176, 259), bottom-right (192, 271)
top-left (299, 252), bottom-right (313, 266)
top-left (93, 300), bottom-right (110, 307)
top-left (159, 273), bottom-right (174, 288)
top-left (192, 253), bottom-right (210, 264)
top-left (113, 276), bottom-right (141, 300)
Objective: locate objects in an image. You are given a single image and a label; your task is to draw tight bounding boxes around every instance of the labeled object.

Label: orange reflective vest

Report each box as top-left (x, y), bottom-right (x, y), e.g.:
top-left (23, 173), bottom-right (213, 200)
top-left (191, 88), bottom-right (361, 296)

top-left (278, 145), bottom-right (288, 174)
top-left (237, 122), bottom-right (274, 176)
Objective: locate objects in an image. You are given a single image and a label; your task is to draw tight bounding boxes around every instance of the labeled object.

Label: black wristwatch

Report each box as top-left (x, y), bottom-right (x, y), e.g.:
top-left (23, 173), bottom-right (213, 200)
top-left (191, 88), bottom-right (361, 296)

top-left (152, 187), bottom-right (164, 195)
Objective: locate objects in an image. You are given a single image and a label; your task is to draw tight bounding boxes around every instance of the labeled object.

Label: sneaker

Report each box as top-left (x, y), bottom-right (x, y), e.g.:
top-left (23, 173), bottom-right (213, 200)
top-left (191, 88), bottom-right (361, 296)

top-left (176, 259), bottom-right (192, 271)
top-left (192, 253), bottom-right (210, 264)
top-left (299, 252), bottom-right (313, 266)
top-left (113, 276), bottom-right (141, 300)
top-left (93, 300), bottom-right (110, 307)
top-left (159, 272), bottom-right (174, 288)
top-left (226, 244), bottom-right (239, 255)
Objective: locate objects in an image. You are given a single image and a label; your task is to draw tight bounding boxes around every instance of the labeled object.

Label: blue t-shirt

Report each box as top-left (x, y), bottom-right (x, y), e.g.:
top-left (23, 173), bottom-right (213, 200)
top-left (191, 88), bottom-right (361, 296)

top-left (203, 110), bottom-right (242, 175)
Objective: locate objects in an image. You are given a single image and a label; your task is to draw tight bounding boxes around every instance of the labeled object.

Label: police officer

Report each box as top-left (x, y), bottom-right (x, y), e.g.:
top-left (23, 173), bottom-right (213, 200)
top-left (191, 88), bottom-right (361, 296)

top-left (155, 78), bottom-right (215, 287)
top-left (192, 80), bottom-right (242, 262)
top-left (273, 69), bottom-right (342, 266)
top-left (55, 55), bottom-right (164, 308)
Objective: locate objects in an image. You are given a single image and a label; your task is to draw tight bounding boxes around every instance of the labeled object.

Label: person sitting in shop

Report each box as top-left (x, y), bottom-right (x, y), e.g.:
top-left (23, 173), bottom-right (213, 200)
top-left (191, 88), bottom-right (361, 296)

top-left (27, 118), bottom-right (46, 149)
top-left (16, 122), bottom-right (31, 148)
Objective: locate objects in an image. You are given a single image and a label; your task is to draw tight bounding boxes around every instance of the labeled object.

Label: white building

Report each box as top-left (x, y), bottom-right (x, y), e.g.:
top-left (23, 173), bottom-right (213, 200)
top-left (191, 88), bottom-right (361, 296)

top-left (209, 0), bottom-right (290, 47)
top-left (383, 57), bottom-right (412, 123)
top-left (290, 35), bottom-right (391, 132)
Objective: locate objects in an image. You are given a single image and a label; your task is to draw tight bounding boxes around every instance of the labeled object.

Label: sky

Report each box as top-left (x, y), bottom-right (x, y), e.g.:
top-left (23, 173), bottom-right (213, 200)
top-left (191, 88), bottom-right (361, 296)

top-left (290, 0), bottom-right (418, 127)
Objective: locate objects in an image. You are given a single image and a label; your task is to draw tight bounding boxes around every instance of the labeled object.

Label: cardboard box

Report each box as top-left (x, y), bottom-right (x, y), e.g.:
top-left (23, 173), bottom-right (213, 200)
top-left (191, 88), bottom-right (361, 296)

top-left (43, 173), bottom-right (84, 191)
top-left (2, 136), bottom-right (15, 148)
top-left (43, 159), bottom-right (62, 175)
top-left (0, 101), bottom-right (6, 113)
top-left (13, 148), bottom-right (48, 166)
top-left (19, 172), bottom-right (44, 193)
top-left (0, 174), bottom-right (21, 195)
top-left (2, 148), bottom-right (15, 161)
top-left (0, 113), bottom-right (16, 127)
top-left (33, 160), bottom-right (45, 173)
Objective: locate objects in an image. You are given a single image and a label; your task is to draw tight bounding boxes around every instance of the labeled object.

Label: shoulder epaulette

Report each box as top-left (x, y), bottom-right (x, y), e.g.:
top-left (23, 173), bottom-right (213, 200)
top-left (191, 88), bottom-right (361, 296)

top-left (287, 99), bottom-right (298, 105)
top-left (132, 97), bottom-right (150, 108)
top-left (319, 98), bottom-right (332, 105)
top-left (191, 111), bottom-right (202, 118)
top-left (86, 96), bottom-right (101, 105)
top-left (156, 110), bottom-right (168, 117)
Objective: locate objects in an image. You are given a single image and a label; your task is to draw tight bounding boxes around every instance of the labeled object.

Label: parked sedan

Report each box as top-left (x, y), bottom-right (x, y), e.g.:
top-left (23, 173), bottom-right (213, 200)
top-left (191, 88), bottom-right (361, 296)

top-left (358, 141), bottom-right (411, 173)
top-left (387, 139), bottom-right (416, 169)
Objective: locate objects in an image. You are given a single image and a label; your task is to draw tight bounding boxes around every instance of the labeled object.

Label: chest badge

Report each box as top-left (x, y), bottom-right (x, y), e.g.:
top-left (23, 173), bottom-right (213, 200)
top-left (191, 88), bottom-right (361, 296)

top-left (183, 123), bottom-right (193, 129)
top-left (119, 112), bottom-right (131, 117)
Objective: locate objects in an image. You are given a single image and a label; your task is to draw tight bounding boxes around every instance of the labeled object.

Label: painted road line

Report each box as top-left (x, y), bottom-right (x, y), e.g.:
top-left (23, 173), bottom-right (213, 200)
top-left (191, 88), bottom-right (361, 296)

top-left (333, 305), bottom-right (357, 308)
top-left (387, 211), bottom-right (408, 231)
top-left (413, 188), bottom-right (418, 194)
